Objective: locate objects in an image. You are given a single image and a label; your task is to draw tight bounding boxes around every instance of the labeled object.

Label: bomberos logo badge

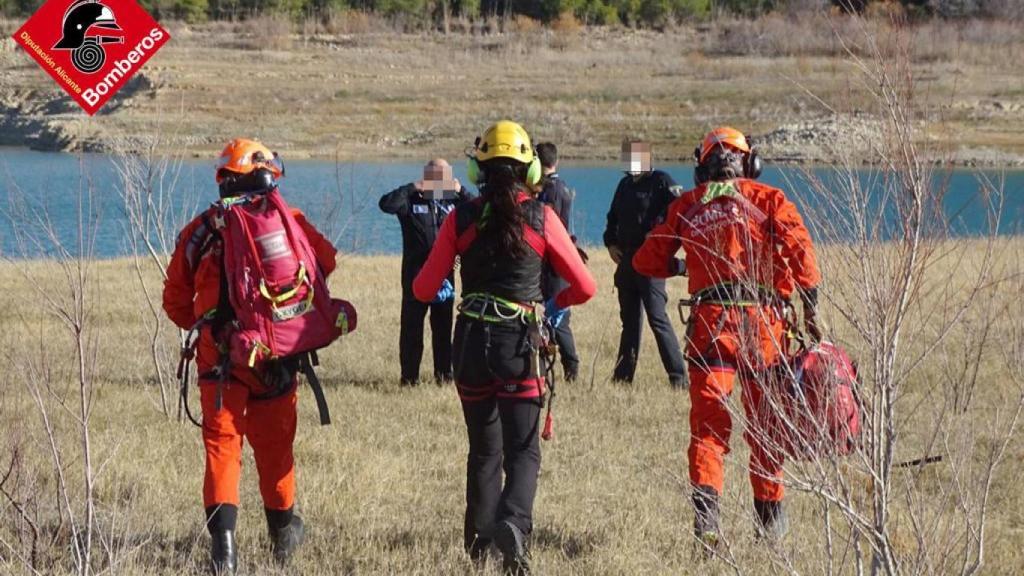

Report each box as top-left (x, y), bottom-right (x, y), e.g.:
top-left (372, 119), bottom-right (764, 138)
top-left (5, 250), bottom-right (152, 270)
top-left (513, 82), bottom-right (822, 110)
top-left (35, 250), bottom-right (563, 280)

top-left (12, 0), bottom-right (170, 115)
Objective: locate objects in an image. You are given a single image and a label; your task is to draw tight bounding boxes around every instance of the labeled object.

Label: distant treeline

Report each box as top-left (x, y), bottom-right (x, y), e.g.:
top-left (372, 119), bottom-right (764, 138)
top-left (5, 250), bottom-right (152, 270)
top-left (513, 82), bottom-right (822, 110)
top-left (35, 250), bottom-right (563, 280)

top-left (1, 0), bottom-right (1018, 27)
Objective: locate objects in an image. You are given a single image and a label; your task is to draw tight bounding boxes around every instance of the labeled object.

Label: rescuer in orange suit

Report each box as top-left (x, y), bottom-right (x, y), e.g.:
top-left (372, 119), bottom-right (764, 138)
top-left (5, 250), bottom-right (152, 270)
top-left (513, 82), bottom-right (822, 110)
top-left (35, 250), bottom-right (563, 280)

top-left (163, 139), bottom-right (338, 575)
top-left (632, 127), bottom-right (822, 550)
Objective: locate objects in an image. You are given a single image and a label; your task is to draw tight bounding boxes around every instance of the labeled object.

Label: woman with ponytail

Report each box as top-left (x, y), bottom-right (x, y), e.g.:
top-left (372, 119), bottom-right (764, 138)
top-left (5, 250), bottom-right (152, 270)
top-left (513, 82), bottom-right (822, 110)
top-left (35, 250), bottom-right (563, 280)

top-left (413, 121), bottom-right (596, 574)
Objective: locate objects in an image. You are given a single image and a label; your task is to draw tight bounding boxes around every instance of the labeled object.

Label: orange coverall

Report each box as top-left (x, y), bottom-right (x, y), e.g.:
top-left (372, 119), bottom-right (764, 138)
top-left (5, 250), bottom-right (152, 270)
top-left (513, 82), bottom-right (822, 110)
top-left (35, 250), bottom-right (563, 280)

top-left (632, 178), bottom-right (819, 502)
top-left (163, 207), bottom-right (337, 511)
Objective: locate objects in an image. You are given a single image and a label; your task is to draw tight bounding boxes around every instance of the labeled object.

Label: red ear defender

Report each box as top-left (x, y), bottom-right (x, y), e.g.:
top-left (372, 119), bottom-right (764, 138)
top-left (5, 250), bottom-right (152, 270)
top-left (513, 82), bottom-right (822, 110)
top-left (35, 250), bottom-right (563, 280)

top-left (694, 146), bottom-right (710, 186)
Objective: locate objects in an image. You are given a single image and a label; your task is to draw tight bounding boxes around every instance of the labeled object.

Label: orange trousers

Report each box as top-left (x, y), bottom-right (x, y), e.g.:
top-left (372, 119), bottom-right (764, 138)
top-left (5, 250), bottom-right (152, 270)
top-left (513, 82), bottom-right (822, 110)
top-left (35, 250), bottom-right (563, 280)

top-left (199, 379), bottom-right (297, 511)
top-left (685, 303), bottom-right (788, 502)
top-left (688, 366), bottom-right (786, 502)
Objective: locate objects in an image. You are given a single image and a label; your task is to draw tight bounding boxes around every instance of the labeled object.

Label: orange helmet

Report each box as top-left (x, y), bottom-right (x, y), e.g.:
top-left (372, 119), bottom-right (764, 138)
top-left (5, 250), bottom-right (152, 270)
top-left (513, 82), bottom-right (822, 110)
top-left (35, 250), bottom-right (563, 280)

top-left (697, 127), bottom-right (751, 163)
top-left (215, 138), bottom-right (284, 184)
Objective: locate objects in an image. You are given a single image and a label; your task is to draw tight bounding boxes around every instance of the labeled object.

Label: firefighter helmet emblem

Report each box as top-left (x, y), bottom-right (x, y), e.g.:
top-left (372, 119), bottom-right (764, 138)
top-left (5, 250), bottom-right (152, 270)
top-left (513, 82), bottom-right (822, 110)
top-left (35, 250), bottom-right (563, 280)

top-left (52, 0), bottom-right (123, 74)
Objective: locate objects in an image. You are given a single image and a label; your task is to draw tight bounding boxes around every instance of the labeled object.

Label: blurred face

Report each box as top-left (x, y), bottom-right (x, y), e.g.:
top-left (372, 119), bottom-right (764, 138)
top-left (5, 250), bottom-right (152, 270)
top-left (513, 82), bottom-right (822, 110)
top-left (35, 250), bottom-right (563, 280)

top-left (417, 159), bottom-right (459, 198)
top-left (622, 142), bottom-right (652, 175)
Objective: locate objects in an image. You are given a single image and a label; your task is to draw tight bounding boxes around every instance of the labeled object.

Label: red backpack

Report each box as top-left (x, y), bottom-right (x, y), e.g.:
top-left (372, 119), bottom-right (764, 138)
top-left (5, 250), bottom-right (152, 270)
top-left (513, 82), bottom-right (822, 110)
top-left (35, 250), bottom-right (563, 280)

top-left (766, 341), bottom-right (863, 460)
top-left (211, 187), bottom-right (356, 424)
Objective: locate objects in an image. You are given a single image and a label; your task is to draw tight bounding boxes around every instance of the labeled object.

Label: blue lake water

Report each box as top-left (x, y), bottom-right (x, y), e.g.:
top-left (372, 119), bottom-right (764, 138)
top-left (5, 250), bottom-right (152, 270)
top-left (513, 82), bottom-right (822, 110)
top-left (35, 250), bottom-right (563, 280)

top-left (0, 149), bottom-right (1021, 258)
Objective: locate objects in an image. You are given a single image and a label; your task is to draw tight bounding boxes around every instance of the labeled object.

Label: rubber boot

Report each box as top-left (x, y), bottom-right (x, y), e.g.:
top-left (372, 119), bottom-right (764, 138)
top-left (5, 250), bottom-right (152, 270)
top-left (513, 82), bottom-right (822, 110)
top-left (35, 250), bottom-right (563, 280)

top-left (692, 485), bottom-right (720, 560)
top-left (206, 505), bottom-right (238, 575)
top-left (210, 530), bottom-right (237, 575)
top-left (494, 519), bottom-right (531, 575)
top-left (754, 499), bottom-right (789, 542)
top-left (266, 507), bottom-right (305, 565)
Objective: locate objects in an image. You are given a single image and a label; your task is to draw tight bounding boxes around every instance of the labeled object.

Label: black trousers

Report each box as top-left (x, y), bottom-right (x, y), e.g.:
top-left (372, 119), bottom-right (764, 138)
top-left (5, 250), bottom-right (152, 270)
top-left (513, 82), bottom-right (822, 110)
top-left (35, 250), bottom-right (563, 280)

top-left (400, 298), bottom-right (454, 382)
top-left (462, 397), bottom-right (542, 550)
top-left (552, 310), bottom-right (579, 377)
top-left (613, 266), bottom-right (686, 382)
top-left (453, 316), bottom-right (543, 551)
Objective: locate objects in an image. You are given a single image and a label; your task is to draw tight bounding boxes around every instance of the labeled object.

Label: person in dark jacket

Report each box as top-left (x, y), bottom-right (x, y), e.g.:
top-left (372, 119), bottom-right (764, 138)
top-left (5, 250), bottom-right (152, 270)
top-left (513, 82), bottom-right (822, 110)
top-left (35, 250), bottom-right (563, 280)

top-left (413, 122), bottom-right (596, 575)
top-left (603, 140), bottom-right (688, 389)
top-left (535, 142), bottom-right (581, 382)
top-left (379, 159), bottom-right (471, 386)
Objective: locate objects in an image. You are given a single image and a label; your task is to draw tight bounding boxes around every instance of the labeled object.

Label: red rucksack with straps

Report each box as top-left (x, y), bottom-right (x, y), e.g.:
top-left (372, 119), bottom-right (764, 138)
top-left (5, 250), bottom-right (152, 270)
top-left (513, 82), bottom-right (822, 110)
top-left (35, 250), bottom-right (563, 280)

top-left (212, 187), bottom-right (356, 423)
top-left (764, 341), bottom-right (862, 460)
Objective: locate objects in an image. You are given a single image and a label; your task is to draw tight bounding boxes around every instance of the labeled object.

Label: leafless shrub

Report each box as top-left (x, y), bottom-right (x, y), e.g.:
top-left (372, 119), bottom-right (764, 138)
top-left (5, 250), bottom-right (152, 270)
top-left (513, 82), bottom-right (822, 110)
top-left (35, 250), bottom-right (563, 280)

top-left (701, 12), bottom-right (1024, 64)
top-left (312, 9), bottom-right (372, 35)
top-left (0, 439), bottom-right (42, 572)
top-left (111, 134), bottom-right (198, 420)
top-left (0, 170), bottom-right (122, 575)
top-left (315, 155), bottom-right (383, 256)
top-left (668, 12), bottom-right (1021, 576)
top-left (769, 15), bottom-right (1019, 576)
top-left (231, 14), bottom-right (294, 51)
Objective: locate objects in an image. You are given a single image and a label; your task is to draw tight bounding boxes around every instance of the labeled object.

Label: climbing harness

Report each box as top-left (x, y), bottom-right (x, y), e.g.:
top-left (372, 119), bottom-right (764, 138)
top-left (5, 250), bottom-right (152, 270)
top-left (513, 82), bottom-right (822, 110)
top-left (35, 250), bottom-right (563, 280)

top-left (538, 319), bottom-right (558, 441)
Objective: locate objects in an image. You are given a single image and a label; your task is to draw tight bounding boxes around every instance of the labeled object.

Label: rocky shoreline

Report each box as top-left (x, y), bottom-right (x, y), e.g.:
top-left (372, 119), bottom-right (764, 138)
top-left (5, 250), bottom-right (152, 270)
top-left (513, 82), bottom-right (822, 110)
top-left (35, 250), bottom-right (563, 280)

top-left (5, 88), bottom-right (1021, 168)
top-left (753, 114), bottom-right (1024, 168)
top-left (3, 34), bottom-right (1022, 169)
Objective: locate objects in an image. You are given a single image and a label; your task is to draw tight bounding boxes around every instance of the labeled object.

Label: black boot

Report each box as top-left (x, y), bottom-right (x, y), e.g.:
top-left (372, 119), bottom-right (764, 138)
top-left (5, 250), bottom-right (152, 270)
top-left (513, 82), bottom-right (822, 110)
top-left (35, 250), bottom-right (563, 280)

top-left (494, 519), bottom-right (530, 575)
top-left (210, 530), bottom-right (237, 575)
top-left (266, 507), bottom-right (305, 565)
top-left (692, 485), bottom-right (720, 559)
top-left (206, 505), bottom-right (238, 575)
top-left (465, 513), bottom-right (492, 567)
top-left (466, 535), bottom-right (492, 568)
top-left (754, 499), bottom-right (789, 542)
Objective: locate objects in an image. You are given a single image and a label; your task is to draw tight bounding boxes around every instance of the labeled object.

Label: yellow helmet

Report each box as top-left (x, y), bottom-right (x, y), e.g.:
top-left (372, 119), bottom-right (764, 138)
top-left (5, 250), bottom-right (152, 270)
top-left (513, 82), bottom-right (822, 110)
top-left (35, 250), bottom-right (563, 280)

top-left (469, 121), bottom-right (542, 186)
top-left (473, 120), bottom-right (536, 164)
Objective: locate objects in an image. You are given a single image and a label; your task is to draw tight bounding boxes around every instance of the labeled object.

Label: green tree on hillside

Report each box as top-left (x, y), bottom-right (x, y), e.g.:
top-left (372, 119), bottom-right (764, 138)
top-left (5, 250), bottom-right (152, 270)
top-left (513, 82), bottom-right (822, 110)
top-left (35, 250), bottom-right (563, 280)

top-left (713, 0), bottom-right (779, 16)
top-left (171, 0), bottom-right (210, 22)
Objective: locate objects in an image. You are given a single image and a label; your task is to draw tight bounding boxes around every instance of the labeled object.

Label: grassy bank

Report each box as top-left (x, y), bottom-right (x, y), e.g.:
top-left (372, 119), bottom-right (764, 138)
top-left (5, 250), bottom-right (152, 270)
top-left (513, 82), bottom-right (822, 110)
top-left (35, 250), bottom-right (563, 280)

top-left (1, 15), bottom-right (1023, 165)
top-left (0, 239), bottom-right (1022, 574)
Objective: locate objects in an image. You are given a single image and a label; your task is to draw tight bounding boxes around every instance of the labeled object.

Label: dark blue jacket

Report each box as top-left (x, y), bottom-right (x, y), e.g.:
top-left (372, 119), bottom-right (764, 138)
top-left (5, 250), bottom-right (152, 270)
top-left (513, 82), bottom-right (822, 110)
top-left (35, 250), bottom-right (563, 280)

top-left (603, 170), bottom-right (682, 268)
top-left (380, 184), bottom-right (472, 299)
top-left (539, 173), bottom-right (575, 299)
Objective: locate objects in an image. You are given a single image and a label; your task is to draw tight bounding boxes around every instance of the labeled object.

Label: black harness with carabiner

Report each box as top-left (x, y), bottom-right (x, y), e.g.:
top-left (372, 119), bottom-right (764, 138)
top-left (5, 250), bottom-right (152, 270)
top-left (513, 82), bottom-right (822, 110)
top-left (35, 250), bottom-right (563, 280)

top-left (537, 318), bottom-right (559, 441)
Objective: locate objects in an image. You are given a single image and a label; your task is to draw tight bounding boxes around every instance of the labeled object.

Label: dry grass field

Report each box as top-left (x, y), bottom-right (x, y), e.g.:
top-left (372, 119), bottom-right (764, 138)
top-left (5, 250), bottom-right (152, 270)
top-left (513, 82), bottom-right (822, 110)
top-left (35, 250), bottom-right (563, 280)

top-left (0, 237), bottom-right (1022, 575)
top-left (2, 15), bottom-right (1024, 164)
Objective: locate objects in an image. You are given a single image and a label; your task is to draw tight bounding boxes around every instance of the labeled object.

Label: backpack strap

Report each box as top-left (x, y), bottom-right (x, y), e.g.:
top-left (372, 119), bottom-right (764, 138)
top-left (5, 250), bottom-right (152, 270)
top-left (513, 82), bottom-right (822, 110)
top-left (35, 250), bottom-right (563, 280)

top-left (197, 210), bottom-right (236, 338)
top-left (299, 353), bottom-right (331, 426)
top-left (455, 198), bottom-right (546, 257)
top-left (521, 200), bottom-right (546, 258)
top-left (455, 199), bottom-right (483, 253)
top-left (185, 210), bottom-right (220, 272)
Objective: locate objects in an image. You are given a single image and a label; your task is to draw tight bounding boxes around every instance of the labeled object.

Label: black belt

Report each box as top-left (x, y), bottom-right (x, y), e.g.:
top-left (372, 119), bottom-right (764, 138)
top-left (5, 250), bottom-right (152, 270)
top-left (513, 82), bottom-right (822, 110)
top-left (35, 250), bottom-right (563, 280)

top-left (685, 283), bottom-right (784, 307)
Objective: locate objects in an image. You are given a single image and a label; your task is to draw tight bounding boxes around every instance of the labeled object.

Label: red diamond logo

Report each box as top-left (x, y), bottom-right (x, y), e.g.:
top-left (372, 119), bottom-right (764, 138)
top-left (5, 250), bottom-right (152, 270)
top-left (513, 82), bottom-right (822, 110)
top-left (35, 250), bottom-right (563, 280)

top-left (12, 0), bottom-right (170, 116)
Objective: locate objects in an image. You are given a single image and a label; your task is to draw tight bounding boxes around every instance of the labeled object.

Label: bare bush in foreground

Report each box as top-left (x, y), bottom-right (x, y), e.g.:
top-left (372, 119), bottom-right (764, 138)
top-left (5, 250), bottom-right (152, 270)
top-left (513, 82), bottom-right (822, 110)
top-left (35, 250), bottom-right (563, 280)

top-left (1, 171), bottom-right (112, 575)
top-left (112, 135), bottom-right (197, 420)
top-left (749, 16), bottom-right (1019, 576)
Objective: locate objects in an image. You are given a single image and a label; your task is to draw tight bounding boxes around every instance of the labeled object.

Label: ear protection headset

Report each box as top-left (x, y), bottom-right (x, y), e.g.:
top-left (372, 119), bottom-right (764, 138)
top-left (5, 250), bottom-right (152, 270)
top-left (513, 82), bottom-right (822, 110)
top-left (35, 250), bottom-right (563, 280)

top-left (744, 147), bottom-right (763, 180)
top-left (467, 136), bottom-right (543, 188)
top-left (692, 144), bottom-right (763, 186)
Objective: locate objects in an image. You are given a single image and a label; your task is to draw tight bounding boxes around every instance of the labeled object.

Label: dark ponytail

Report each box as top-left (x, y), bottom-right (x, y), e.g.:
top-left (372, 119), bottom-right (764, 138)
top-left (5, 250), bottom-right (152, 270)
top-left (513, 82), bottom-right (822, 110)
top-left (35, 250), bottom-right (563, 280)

top-left (479, 159), bottom-right (528, 260)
